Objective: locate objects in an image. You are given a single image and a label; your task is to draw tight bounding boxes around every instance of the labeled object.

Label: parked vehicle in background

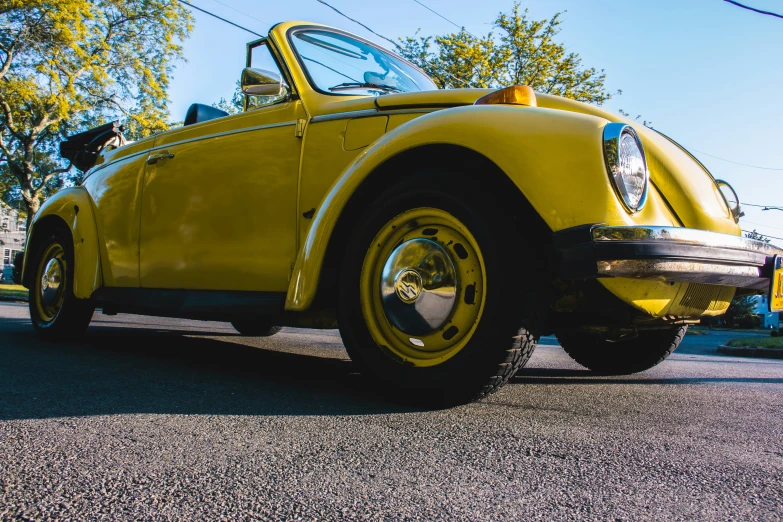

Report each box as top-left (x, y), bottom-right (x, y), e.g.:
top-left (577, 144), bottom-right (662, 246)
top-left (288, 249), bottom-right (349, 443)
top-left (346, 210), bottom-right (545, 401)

top-left (18, 22), bottom-right (783, 404)
top-left (1, 202), bottom-right (26, 284)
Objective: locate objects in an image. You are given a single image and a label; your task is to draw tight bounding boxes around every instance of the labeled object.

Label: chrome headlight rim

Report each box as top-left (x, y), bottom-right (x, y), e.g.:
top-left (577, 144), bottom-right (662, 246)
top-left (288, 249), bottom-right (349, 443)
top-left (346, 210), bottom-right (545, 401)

top-left (603, 122), bottom-right (650, 214)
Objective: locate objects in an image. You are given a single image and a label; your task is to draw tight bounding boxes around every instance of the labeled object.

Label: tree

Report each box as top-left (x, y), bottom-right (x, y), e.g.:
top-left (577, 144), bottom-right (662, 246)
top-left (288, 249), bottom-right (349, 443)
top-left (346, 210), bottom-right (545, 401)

top-left (744, 229), bottom-right (771, 243)
top-left (618, 109), bottom-right (653, 129)
top-left (399, 2), bottom-right (616, 104)
top-left (0, 0), bottom-right (193, 227)
top-left (723, 295), bottom-right (758, 327)
top-left (213, 81), bottom-right (244, 115)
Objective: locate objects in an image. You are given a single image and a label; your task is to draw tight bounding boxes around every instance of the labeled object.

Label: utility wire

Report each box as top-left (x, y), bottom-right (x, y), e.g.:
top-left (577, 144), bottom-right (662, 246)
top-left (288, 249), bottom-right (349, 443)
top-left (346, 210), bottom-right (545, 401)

top-left (206, 0), bottom-right (272, 29)
top-left (742, 219), bottom-right (783, 232)
top-left (315, 0), bottom-right (402, 50)
top-left (724, 0), bottom-right (783, 19)
top-left (743, 203), bottom-right (783, 211)
top-left (315, 0), bottom-right (470, 86)
top-left (177, 0), bottom-right (264, 37)
top-left (687, 146), bottom-right (783, 171)
top-left (412, 0), bottom-right (477, 38)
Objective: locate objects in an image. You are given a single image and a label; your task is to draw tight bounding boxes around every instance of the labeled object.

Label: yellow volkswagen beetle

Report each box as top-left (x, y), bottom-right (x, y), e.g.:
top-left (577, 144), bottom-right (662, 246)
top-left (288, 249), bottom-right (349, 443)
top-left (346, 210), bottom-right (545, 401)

top-left (21, 22), bottom-right (783, 404)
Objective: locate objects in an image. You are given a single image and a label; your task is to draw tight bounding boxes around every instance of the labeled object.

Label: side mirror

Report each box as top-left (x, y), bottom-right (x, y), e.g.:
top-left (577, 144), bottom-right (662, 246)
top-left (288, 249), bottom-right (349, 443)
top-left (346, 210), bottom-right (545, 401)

top-left (241, 67), bottom-right (289, 97)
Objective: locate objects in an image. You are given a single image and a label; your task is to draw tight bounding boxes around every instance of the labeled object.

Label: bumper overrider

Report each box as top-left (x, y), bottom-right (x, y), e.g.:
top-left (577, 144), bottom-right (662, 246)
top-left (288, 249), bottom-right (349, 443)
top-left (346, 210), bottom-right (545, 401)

top-left (555, 225), bottom-right (783, 312)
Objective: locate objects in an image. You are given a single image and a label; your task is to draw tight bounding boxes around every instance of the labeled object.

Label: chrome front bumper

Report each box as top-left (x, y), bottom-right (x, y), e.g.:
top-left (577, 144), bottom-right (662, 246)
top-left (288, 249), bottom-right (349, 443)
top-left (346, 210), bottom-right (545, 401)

top-left (555, 225), bottom-right (783, 291)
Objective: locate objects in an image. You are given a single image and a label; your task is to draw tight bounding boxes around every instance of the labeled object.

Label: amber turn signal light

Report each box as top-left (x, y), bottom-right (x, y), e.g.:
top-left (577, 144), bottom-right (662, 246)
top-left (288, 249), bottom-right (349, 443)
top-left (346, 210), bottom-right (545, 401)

top-left (474, 85), bottom-right (537, 107)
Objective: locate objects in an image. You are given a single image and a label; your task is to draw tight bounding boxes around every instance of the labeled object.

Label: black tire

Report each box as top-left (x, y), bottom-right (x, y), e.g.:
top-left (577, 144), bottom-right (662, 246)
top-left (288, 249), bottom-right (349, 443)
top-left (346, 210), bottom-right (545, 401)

top-left (231, 320), bottom-right (282, 337)
top-left (29, 228), bottom-right (94, 341)
top-left (556, 326), bottom-right (688, 375)
top-left (338, 172), bottom-right (542, 406)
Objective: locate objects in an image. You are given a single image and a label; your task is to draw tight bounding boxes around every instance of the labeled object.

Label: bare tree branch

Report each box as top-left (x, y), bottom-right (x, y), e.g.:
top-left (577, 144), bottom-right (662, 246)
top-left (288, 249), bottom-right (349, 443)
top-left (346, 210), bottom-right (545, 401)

top-left (33, 163), bottom-right (71, 192)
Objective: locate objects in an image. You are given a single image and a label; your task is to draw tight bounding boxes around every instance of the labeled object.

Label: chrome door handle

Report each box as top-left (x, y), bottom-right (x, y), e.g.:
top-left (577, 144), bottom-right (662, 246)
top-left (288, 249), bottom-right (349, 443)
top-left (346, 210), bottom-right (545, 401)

top-left (147, 153), bottom-right (175, 165)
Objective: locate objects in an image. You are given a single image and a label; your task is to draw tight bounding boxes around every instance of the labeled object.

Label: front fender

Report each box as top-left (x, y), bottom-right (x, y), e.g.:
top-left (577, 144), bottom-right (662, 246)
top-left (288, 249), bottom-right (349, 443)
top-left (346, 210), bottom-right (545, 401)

top-left (23, 187), bottom-right (101, 299)
top-left (286, 104), bottom-right (681, 311)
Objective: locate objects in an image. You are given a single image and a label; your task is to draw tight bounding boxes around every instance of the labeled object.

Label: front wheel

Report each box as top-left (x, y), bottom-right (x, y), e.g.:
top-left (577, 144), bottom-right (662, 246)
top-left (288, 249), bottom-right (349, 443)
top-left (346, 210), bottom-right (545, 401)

top-left (29, 229), bottom-right (94, 341)
top-left (338, 174), bottom-right (542, 406)
top-left (556, 326), bottom-right (688, 375)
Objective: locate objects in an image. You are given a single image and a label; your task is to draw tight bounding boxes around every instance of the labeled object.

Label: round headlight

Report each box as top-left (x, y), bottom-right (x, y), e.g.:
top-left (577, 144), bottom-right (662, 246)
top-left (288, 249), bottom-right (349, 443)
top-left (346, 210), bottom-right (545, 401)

top-left (603, 123), bottom-right (649, 212)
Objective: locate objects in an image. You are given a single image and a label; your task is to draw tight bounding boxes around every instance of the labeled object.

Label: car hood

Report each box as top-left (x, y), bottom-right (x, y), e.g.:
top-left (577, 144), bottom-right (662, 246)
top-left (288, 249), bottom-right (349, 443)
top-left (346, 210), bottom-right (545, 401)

top-left (373, 89), bottom-right (739, 235)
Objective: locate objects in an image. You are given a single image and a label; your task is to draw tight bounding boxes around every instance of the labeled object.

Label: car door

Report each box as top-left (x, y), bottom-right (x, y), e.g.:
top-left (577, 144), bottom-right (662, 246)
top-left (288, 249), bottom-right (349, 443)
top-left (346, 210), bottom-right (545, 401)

top-left (82, 140), bottom-right (153, 288)
top-left (139, 44), bottom-right (305, 293)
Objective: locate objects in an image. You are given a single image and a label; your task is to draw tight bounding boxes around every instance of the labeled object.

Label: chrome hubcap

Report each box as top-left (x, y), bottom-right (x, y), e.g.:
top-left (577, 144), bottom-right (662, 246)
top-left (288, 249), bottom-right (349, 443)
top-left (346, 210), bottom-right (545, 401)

top-left (41, 258), bottom-right (64, 307)
top-left (380, 238), bottom-right (457, 336)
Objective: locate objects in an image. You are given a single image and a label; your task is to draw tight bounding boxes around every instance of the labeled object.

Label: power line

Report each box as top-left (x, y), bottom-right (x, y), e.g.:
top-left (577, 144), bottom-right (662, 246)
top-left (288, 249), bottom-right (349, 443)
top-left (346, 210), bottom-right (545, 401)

top-left (315, 0), bottom-right (402, 50)
top-left (687, 146), bottom-right (783, 171)
top-left (314, 0), bottom-right (470, 86)
top-left (412, 0), bottom-right (477, 38)
top-left (206, 0), bottom-right (272, 29)
top-left (742, 219), bottom-right (783, 232)
top-left (724, 0), bottom-right (783, 19)
top-left (177, 0), bottom-right (263, 37)
top-left (743, 203), bottom-right (783, 211)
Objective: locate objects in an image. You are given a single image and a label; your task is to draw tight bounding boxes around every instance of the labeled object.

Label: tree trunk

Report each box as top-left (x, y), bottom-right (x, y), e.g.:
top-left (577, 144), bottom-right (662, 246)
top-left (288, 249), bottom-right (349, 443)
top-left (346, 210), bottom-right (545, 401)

top-left (22, 190), bottom-right (39, 233)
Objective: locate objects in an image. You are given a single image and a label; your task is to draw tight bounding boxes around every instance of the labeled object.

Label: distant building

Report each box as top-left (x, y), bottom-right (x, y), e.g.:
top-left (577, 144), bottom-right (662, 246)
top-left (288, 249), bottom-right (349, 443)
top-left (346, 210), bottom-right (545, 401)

top-left (0, 202), bottom-right (26, 283)
top-left (751, 294), bottom-right (780, 329)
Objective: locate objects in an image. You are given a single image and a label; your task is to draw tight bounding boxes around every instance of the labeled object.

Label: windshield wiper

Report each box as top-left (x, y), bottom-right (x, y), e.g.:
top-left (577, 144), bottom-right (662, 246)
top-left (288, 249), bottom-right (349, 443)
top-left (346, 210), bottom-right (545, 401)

top-left (329, 82), bottom-right (403, 93)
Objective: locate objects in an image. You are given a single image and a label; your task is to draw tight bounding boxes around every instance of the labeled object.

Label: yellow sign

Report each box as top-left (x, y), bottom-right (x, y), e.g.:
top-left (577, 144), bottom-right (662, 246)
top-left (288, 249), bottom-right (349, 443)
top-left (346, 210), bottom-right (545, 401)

top-left (771, 256), bottom-right (783, 313)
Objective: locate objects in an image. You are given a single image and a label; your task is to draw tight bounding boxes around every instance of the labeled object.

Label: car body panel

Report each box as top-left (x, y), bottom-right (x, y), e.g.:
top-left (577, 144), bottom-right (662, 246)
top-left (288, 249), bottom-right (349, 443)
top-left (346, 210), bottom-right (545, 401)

top-left (139, 100), bottom-right (305, 291)
top-left (82, 153), bottom-right (147, 287)
top-left (22, 187), bottom-right (101, 299)
top-left (533, 93), bottom-right (739, 235)
top-left (343, 116), bottom-right (388, 151)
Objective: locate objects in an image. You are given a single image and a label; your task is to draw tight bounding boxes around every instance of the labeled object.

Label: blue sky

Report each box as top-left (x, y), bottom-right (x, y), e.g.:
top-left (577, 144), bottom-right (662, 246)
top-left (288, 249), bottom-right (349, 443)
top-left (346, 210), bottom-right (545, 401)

top-left (167, 0), bottom-right (783, 239)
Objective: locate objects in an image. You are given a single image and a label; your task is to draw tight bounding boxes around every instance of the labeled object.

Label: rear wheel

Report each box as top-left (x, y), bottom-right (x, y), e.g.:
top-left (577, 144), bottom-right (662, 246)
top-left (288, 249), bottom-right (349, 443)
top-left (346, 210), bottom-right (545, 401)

top-left (338, 174), bottom-right (542, 406)
top-left (29, 229), bottom-right (94, 341)
top-left (231, 320), bottom-right (282, 337)
top-left (556, 326), bottom-right (688, 375)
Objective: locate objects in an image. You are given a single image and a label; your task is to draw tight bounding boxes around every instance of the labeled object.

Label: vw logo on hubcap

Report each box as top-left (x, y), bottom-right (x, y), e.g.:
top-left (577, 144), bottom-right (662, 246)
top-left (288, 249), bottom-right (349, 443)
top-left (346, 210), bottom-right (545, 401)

top-left (395, 269), bottom-right (423, 303)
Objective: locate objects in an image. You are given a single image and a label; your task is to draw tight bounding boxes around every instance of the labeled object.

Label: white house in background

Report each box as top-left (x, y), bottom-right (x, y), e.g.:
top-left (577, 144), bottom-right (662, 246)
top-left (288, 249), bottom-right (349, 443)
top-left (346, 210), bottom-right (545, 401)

top-left (752, 294), bottom-right (780, 329)
top-left (0, 202), bottom-right (26, 282)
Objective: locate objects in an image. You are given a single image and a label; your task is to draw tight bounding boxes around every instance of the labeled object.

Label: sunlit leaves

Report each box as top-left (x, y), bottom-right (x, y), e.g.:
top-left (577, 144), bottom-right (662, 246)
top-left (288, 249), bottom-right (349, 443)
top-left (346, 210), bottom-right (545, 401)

top-left (399, 2), bottom-right (614, 105)
top-left (0, 0), bottom-right (193, 220)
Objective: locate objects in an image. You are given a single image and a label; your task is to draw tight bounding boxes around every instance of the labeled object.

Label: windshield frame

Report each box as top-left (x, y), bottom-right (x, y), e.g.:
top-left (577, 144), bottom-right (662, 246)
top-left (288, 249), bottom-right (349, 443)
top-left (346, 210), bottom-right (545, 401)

top-left (286, 25), bottom-right (437, 97)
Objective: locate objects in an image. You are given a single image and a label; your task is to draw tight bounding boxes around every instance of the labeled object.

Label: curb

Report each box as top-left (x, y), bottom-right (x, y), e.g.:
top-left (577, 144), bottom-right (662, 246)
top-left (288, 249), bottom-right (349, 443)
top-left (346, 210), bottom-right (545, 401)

top-left (0, 295), bottom-right (27, 303)
top-left (717, 345), bottom-right (783, 360)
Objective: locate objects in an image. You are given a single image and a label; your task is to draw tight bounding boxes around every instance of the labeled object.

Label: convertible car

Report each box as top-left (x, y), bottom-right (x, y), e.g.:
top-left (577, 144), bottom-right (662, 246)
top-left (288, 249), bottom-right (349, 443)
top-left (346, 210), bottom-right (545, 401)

top-left (21, 21), bottom-right (782, 404)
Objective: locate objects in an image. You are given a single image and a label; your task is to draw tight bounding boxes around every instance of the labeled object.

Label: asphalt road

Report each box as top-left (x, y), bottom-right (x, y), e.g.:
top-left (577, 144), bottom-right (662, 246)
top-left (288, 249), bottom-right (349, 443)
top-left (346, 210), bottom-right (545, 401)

top-left (1, 300), bottom-right (782, 521)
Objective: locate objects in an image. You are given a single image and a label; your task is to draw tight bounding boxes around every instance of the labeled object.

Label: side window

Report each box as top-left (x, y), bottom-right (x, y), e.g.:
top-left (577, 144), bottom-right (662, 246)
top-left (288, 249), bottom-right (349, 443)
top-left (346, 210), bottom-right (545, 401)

top-left (246, 42), bottom-right (287, 110)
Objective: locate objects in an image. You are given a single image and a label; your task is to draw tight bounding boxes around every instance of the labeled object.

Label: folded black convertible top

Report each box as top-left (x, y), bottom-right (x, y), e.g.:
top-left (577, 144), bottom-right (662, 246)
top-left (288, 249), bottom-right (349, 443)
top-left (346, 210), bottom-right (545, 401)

top-left (59, 121), bottom-right (125, 172)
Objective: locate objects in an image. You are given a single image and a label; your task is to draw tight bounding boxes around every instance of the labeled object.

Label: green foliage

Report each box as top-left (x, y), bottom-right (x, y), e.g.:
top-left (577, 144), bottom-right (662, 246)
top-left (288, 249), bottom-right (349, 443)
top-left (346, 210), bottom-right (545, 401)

top-left (0, 0), bottom-right (193, 224)
top-left (399, 2), bottom-right (615, 104)
top-left (744, 229), bottom-right (771, 243)
top-left (0, 284), bottom-right (27, 300)
top-left (726, 336), bottom-right (782, 348)
top-left (213, 81), bottom-right (244, 115)
top-left (618, 109), bottom-right (653, 129)
top-left (723, 295), bottom-right (758, 327)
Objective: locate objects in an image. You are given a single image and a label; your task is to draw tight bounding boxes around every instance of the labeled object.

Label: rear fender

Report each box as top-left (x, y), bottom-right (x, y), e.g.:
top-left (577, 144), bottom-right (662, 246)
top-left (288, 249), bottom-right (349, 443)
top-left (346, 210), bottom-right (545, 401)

top-left (23, 187), bottom-right (101, 299)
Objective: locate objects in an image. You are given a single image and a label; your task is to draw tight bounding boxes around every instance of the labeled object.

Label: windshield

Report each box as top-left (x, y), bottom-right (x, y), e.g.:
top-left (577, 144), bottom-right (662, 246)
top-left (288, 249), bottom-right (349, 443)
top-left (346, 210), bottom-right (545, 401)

top-left (290, 29), bottom-right (438, 96)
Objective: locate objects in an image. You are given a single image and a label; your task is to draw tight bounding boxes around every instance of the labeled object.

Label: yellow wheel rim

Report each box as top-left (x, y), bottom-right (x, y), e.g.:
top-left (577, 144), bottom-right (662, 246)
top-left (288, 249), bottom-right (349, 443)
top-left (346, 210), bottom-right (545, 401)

top-left (360, 208), bottom-right (486, 367)
top-left (34, 243), bottom-right (66, 323)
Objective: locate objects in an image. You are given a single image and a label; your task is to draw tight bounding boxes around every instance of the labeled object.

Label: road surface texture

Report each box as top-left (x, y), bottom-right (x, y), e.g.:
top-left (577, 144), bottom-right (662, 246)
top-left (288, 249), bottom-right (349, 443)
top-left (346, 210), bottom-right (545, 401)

top-left (1, 300), bottom-right (782, 521)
